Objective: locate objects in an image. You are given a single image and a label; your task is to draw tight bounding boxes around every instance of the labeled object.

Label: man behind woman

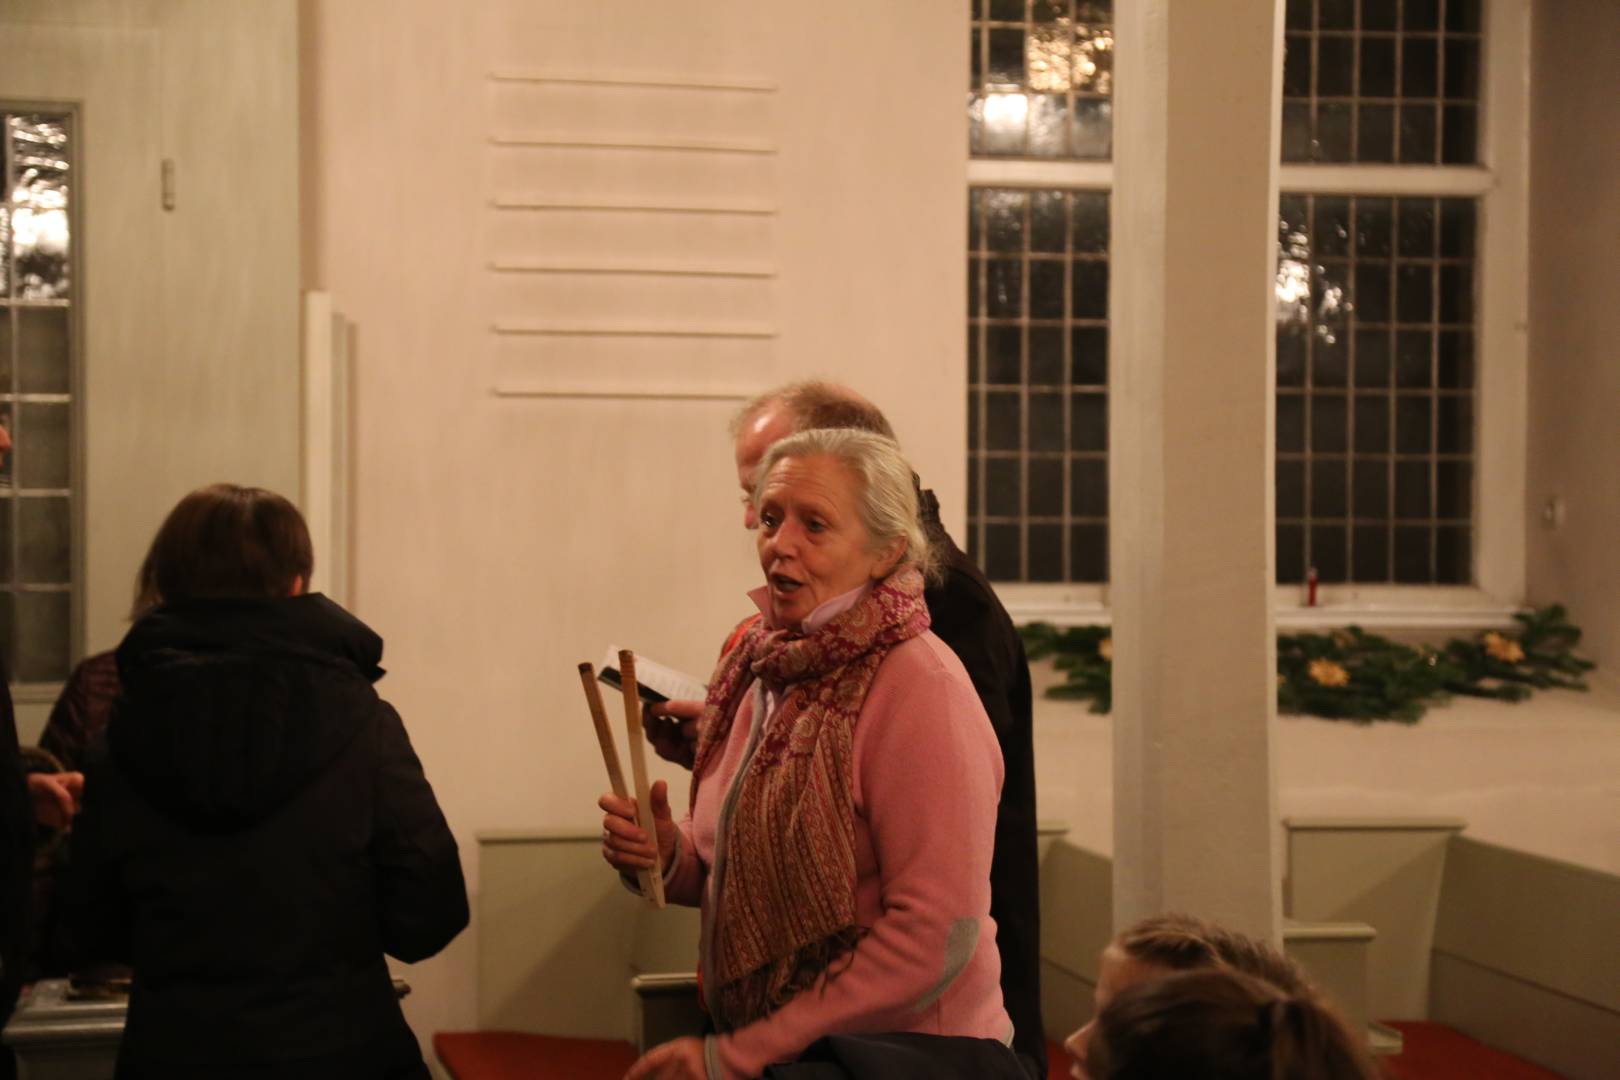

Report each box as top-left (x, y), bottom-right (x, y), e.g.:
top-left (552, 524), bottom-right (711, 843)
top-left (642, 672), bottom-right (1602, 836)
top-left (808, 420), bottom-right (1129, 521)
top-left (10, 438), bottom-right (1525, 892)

top-left (61, 484), bottom-right (467, 1079)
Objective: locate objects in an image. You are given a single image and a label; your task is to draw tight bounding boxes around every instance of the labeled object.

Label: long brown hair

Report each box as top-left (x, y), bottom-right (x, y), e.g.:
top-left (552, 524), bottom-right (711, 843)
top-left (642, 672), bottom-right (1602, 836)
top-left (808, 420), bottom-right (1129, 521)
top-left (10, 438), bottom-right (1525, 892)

top-left (1087, 969), bottom-right (1379, 1080)
top-left (149, 484), bottom-right (313, 601)
top-left (1115, 913), bottom-right (1314, 996)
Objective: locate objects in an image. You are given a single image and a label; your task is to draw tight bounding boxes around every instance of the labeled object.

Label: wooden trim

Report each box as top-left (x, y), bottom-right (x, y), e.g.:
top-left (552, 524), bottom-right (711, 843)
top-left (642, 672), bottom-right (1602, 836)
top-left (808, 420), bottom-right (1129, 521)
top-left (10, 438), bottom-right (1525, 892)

top-left (489, 258), bottom-right (775, 279)
top-left (491, 386), bottom-right (755, 403)
top-left (488, 69), bottom-right (776, 93)
top-left (491, 321), bottom-right (775, 339)
top-left (967, 158), bottom-right (1112, 189)
top-left (490, 133), bottom-right (776, 155)
top-left (1278, 164), bottom-right (1495, 196)
top-left (492, 194), bottom-right (776, 215)
top-left (1471, 0), bottom-right (1532, 605)
top-left (1283, 816), bottom-right (1467, 831)
top-left (1281, 920), bottom-right (1378, 942)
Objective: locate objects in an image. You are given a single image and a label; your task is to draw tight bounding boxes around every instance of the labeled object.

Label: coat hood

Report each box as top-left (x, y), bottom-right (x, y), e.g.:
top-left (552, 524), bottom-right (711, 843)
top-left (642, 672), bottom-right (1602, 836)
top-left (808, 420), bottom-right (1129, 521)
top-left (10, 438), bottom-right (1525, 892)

top-left (110, 594), bottom-right (386, 831)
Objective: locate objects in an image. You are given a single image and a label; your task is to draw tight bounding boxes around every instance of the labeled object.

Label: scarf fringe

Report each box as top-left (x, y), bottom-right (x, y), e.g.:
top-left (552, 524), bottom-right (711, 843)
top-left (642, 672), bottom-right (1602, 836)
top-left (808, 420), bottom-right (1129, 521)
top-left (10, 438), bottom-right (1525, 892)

top-left (695, 571), bottom-right (931, 1031)
top-left (714, 925), bottom-right (869, 1030)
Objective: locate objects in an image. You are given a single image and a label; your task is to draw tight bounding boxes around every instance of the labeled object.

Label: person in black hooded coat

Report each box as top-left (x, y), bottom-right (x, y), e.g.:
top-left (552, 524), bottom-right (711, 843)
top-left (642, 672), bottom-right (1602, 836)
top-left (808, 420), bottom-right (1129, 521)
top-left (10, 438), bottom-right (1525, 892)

top-left (59, 484), bottom-right (467, 1080)
top-left (1, 666), bottom-right (30, 1080)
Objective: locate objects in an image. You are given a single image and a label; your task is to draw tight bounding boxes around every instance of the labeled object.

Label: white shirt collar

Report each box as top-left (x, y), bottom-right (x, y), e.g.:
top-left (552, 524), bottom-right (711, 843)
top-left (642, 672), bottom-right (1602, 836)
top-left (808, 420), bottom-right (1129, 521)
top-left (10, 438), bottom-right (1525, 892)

top-left (746, 580), bottom-right (871, 634)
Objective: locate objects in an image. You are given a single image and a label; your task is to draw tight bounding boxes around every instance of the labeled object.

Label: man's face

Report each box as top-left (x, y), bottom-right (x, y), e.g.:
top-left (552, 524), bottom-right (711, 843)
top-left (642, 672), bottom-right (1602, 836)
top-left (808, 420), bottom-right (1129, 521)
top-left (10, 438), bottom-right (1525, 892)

top-left (733, 403), bottom-right (797, 529)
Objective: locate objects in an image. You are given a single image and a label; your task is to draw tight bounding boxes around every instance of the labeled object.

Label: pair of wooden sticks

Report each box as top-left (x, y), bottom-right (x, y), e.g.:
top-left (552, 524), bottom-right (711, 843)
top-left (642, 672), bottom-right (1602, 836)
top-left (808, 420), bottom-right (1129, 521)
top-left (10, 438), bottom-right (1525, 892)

top-left (577, 651), bottom-right (666, 908)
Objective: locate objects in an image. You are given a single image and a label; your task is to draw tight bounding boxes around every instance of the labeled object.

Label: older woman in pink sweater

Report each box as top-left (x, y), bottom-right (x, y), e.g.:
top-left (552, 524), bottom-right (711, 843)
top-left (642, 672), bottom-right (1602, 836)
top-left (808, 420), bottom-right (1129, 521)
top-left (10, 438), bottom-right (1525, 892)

top-left (601, 428), bottom-right (1014, 1080)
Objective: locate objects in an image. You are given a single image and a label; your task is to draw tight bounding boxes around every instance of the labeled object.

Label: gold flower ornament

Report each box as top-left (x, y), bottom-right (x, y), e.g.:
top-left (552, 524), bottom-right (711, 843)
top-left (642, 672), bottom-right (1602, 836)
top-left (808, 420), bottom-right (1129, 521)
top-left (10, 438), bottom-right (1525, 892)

top-left (1308, 658), bottom-right (1351, 687)
top-left (1482, 631), bottom-right (1525, 664)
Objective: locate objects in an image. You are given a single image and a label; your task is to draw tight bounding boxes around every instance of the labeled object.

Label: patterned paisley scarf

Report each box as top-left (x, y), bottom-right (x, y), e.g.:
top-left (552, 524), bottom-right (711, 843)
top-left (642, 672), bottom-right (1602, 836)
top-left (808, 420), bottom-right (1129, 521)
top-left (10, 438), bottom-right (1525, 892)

top-left (691, 568), bottom-right (931, 1030)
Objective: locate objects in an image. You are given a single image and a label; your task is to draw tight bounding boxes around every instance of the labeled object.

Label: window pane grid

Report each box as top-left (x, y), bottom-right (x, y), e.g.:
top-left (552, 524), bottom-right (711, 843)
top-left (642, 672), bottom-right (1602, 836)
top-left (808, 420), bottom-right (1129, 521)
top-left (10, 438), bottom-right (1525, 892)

top-left (0, 110), bottom-right (74, 683)
top-left (968, 186), bottom-right (1109, 583)
top-left (970, 0), bottom-right (1114, 160)
top-left (1276, 190), bottom-right (1475, 586)
top-left (1282, 0), bottom-right (1481, 164)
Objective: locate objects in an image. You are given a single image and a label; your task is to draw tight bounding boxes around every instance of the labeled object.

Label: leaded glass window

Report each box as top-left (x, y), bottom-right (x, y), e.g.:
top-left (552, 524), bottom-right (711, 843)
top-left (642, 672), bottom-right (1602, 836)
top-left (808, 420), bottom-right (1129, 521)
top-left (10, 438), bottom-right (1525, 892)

top-left (969, 0), bottom-right (1114, 159)
top-left (1281, 0), bottom-right (1482, 164)
top-left (967, 188), bottom-right (1109, 582)
top-left (0, 111), bottom-right (75, 683)
top-left (1275, 194), bottom-right (1476, 585)
top-left (967, 1), bottom-right (1112, 585)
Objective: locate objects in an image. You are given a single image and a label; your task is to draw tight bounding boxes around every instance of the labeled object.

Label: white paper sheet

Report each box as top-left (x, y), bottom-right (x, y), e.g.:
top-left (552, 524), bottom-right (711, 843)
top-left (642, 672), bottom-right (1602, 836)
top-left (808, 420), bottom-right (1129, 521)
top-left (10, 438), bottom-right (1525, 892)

top-left (598, 645), bottom-right (708, 704)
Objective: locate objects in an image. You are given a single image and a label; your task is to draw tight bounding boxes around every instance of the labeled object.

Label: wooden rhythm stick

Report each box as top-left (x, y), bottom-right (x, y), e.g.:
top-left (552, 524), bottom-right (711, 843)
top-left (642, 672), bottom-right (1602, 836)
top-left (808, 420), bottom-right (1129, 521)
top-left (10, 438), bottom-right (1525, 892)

top-left (618, 649), bottom-right (667, 909)
top-left (577, 662), bottom-right (654, 900)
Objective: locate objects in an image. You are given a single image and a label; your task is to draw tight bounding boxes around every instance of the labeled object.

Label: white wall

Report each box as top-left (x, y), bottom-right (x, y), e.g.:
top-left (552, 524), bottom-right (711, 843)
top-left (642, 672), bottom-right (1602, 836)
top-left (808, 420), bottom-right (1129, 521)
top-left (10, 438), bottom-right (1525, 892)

top-left (1526, 0), bottom-right (1620, 679)
top-left (301, 0), bottom-right (967, 1053)
top-left (0, 0), bottom-right (300, 738)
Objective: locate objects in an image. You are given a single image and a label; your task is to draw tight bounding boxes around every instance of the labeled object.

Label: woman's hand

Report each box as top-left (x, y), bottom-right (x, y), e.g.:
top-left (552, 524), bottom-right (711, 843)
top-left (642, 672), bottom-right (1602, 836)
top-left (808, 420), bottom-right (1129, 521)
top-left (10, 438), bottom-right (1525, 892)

top-left (28, 771), bottom-right (84, 829)
top-left (645, 699), bottom-right (704, 769)
top-left (600, 779), bottom-right (677, 874)
top-left (624, 1036), bottom-right (706, 1080)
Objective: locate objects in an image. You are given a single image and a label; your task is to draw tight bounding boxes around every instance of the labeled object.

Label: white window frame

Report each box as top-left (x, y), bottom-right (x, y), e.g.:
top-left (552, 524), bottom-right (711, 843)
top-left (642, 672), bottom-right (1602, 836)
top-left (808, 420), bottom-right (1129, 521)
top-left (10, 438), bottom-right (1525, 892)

top-left (972, 0), bottom-right (1529, 632)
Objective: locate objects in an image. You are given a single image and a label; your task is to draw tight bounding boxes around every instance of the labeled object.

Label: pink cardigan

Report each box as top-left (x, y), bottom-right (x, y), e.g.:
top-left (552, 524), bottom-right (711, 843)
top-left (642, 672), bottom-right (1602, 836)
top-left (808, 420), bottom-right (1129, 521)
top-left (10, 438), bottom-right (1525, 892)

top-left (662, 630), bottom-right (1012, 1079)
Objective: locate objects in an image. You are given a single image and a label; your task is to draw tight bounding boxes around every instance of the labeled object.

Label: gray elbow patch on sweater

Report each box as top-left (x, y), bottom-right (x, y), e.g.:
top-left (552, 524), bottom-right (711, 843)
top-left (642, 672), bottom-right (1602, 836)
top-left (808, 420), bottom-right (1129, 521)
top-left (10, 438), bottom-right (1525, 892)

top-left (912, 918), bottom-right (979, 1012)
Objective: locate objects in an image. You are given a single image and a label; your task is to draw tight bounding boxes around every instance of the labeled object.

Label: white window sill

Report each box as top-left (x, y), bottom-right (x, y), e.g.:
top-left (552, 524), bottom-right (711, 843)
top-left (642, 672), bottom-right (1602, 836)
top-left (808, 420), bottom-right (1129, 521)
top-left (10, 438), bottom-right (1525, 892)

top-left (996, 583), bottom-right (1111, 628)
top-left (998, 585), bottom-right (1524, 633)
top-left (1273, 604), bottom-right (1520, 633)
top-left (1003, 598), bottom-right (1112, 627)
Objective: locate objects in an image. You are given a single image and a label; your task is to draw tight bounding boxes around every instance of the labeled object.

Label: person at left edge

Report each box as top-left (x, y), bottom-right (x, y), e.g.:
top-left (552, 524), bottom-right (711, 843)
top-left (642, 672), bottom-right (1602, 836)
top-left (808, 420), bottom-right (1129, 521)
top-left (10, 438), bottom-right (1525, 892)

top-left (59, 483), bottom-right (467, 1080)
top-left (1, 419), bottom-right (84, 1080)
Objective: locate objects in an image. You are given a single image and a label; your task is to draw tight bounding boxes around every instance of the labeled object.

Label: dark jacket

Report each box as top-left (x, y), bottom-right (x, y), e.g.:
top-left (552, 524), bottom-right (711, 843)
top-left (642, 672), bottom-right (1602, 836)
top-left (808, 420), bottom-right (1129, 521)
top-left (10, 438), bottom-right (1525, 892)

top-left (61, 594), bottom-right (468, 1079)
top-left (919, 491), bottom-right (1045, 1079)
top-left (29, 651), bottom-right (121, 982)
top-left (40, 650), bottom-right (121, 772)
top-left (1, 662), bottom-right (29, 1066)
top-left (763, 1032), bottom-right (1030, 1080)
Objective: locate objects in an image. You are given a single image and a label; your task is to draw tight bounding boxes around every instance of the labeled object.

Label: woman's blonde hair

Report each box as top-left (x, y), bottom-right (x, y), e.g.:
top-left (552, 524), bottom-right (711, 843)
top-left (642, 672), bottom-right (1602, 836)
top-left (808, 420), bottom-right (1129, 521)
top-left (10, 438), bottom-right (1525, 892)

top-left (755, 428), bottom-right (938, 582)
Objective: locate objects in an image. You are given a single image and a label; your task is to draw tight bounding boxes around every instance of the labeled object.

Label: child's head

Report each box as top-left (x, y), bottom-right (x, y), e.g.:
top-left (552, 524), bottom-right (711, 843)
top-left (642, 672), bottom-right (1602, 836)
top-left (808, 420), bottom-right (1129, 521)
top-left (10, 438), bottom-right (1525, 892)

top-left (1064, 913), bottom-right (1315, 1079)
top-left (1111, 912), bottom-right (1313, 994)
top-left (1083, 968), bottom-right (1379, 1080)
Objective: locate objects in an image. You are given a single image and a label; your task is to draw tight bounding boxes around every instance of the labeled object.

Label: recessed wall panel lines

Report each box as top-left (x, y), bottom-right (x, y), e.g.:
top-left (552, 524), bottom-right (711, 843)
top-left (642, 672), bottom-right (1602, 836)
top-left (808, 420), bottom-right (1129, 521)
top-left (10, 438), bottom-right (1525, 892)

top-left (487, 73), bottom-right (777, 400)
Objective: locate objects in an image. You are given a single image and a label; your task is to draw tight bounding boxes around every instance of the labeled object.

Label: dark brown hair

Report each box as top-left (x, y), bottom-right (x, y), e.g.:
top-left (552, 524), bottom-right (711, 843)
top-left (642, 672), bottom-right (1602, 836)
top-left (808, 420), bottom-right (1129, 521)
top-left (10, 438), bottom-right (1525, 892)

top-left (129, 543), bottom-right (161, 619)
top-left (1087, 969), bottom-right (1379, 1080)
top-left (731, 380), bottom-right (896, 440)
top-left (149, 484), bottom-right (314, 601)
top-left (1115, 913), bottom-right (1314, 997)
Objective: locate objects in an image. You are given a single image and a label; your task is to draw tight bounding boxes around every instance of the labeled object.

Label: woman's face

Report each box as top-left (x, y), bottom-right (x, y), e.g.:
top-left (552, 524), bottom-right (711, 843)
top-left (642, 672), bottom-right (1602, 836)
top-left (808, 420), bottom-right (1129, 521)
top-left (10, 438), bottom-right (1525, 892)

top-left (756, 453), bottom-right (901, 628)
top-left (1064, 945), bottom-right (1172, 1080)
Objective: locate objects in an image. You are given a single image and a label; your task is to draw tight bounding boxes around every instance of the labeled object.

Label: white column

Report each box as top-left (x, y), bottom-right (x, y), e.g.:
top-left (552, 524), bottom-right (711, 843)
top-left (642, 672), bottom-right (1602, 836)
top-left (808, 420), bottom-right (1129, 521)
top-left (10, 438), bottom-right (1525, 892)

top-left (1108, 0), bottom-right (1285, 942)
top-left (301, 291), bottom-right (352, 605)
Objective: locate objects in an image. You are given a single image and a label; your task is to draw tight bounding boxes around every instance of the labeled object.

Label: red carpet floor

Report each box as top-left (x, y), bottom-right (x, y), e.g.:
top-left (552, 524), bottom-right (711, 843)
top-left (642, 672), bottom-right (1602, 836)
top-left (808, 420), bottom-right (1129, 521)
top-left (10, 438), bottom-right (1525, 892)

top-left (434, 1031), bottom-right (640, 1079)
top-left (1380, 1022), bottom-right (1565, 1079)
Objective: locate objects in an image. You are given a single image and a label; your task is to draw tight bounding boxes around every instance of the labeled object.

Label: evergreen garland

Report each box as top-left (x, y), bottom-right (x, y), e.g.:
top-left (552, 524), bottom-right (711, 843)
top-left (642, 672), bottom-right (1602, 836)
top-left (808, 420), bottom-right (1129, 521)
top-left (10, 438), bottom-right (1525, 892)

top-left (1021, 605), bottom-right (1595, 723)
